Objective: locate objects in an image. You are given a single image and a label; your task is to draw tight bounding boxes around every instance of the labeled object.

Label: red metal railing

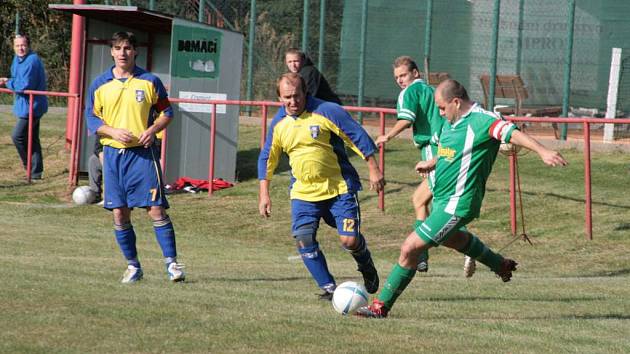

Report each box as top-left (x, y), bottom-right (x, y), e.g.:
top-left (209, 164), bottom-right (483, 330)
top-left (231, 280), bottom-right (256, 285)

top-left (3, 88), bottom-right (629, 240)
top-left (0, 88), bottom-right (80, 184)
top-left (166, 98), bottom-right (395, 211)
top-left (506, 116), bottom-right (630, 240)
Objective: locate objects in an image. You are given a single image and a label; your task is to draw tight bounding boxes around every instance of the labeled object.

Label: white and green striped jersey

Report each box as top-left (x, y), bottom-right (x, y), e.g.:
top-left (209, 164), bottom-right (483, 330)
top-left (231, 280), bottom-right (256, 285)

top-left (432, 103), bottom-right (518, 219)
top-left (396, 79), bottom-right (445, 149)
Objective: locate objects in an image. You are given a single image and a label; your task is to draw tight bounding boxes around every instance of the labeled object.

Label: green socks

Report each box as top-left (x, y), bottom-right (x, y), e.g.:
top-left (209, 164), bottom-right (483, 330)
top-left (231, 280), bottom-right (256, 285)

top-left (378, 263), bottom-right (416, 310)
top-left (462, 234), bottom-right (503, 271)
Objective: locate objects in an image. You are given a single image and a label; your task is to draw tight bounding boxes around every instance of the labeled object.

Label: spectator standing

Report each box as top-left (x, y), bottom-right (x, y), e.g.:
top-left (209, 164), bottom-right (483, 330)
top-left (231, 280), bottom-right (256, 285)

top-left (0, 34), bottom-right (48, 180)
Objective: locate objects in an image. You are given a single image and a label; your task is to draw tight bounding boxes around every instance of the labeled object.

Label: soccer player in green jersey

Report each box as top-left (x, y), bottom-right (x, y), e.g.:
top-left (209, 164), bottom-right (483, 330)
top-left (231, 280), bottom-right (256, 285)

top-left (358, 79), bottom-right (567, 318)
top-left (376, 56), bottom-right (474, 274)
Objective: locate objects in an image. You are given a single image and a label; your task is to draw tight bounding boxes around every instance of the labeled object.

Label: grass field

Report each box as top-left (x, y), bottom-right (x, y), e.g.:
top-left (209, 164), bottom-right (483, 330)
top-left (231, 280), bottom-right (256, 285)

top-left (1, 111), bottom-right (629, 353)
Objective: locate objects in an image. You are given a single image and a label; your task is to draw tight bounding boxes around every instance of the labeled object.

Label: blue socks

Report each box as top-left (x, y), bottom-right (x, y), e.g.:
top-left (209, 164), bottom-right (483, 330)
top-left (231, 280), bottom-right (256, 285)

top-left (299, 242), bottom-right (335, 290)
top-left (153, 216), bottom-right (177, 259)
top-left (114, 223), bottom-right (140, 268)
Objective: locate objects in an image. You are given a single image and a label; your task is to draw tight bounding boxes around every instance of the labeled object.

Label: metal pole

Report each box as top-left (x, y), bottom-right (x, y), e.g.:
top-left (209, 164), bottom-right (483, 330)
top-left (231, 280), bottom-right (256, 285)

top-left (149, 0), bottom-right (155, 10)
top-left (126, 0), bottom-right (131, 6)
top-left (583, 121), bottom-right (592, 239)
top-left (560, 0), bottom-right (576, 140)
top-left (198, 0), bottom-right (205, 23)
top-left (488, 0), bottom-right (501, 110)
top-left (515, 0), bottom-right (524, 75)
top-left (104, 0), bottom-right (110, 5)
top-left (318, 0), bottom-right (326, 72)
top-left (245, 0), bottom-right (257, 114)
top-left (302, 0), bottom-right (310, 53)
top-left (509, 155), bottom-right (517, 236)
top-left (67, 0), bottom-right (86, 150)
top-left (15, 11), bottom-right (20, 35)
top-left (423, 0), bottom-right (433, 82)
top-left (357, 0), bottom-right (368, 123)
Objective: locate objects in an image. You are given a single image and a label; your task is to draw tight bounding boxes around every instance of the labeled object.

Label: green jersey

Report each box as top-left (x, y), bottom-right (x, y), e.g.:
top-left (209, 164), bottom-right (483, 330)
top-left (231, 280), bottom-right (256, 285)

top-left (432, 104), bottom-right (518, 219)
top-left (396, 79), bottom-right (444, 149)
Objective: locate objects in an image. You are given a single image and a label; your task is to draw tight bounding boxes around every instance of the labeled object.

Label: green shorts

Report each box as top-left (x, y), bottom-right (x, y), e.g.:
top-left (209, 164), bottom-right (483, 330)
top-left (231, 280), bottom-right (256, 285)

top-left (414, 207), bottom-right (472, 246)
top-left (421, 144), bottom-right (438, 192)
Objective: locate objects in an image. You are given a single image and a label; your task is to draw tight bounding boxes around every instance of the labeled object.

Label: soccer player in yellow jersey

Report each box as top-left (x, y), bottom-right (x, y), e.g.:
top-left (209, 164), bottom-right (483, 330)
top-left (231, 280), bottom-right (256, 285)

top-left (258, 73), bottom-right (385, 300)
top-left (85, 32), bottom-right (184, 283)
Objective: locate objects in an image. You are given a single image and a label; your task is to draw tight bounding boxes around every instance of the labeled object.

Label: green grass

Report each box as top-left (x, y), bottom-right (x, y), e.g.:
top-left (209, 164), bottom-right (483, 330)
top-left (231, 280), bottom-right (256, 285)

top-left (1, 111), bottom-right (629, 353)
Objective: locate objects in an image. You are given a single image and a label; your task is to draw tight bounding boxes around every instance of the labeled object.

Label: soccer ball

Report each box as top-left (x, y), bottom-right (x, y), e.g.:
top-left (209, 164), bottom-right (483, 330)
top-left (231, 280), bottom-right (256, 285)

top-left (332, 281), bottom-right (368, 315)
top-left (72, 186), bottom-right (96, 205)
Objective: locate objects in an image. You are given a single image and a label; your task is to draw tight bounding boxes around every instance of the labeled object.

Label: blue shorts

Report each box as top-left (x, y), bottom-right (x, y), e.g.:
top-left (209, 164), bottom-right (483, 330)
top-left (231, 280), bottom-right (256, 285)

top-left (291, 193), bottom-right (361, 237)
top-left (102, 145), bottom-right (169, 210)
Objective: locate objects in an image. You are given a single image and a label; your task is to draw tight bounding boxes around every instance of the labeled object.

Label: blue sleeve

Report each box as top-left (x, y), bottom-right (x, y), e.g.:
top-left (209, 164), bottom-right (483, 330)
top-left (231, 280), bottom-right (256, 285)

top-left (319, 103), bottom-right (377, 158)
top-left (257, 112), bottom-right (284, 180)
top-left (85, 79), bottom-right (105, 135)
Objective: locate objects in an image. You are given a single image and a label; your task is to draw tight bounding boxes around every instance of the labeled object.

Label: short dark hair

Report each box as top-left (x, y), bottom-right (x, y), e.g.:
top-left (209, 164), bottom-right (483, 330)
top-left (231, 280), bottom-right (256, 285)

top-left (437, 79), bottom-right (470, 102)
top-left (276, 72), bottom-right (306, 96)
top-left (110, 31), bottom-right (137, 49)
top-left (13, 34), bottom-right (30, 46)
top-left (285, 47), bottom-right (305, 61)
top-left (393, 56), bottom-right (419, 72)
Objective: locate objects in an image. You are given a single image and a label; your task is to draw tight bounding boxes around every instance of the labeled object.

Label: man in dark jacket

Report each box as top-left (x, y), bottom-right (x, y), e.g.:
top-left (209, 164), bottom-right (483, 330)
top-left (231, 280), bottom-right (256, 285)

top-left (0, 34), bottom-right (48, 180)
top-left (284, 48), bottom-right (342, 105)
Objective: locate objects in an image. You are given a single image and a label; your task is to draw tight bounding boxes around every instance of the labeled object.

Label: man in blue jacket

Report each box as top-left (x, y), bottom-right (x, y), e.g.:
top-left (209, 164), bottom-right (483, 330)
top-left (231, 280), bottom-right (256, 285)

top-left (0, 34), bottom-right (48, 180)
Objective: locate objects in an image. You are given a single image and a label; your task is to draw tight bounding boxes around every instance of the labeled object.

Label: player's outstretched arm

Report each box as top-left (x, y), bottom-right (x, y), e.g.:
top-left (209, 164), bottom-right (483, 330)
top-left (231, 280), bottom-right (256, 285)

top-left (509, 130), bottom-right (568, 167)
top-left (375, 120), bottom-right (412, 145)
top-left (365, 155), bottom-right (385, 192)
top-left (415, 157), bottom-right (437, 175)
top-left (258, 179), bottom-right (272, 217)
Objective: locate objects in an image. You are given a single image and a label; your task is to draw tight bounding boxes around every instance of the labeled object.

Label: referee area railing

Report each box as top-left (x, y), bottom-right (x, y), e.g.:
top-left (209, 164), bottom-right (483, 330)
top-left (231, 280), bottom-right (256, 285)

top-left (3, 88), bottom-right (630, 240)
top-left (0, 87), bottom-right (81, 185)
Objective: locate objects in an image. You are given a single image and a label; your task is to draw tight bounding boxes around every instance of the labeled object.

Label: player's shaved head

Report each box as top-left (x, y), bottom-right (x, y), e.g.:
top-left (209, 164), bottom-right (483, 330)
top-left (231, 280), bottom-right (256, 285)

top-left (436, 79), bottom-right (470, 102)
top-left (393, 56), bottom-right (419, 72)
top-left (276, 73), bottom-right (306, 96)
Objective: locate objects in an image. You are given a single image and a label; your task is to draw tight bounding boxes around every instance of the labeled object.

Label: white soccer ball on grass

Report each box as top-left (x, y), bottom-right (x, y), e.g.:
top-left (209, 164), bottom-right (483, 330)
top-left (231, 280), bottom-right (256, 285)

top-left (499, 142), bottom-right (522, 156)
top-left (332, 281), bottom-right (368, 315)
top-left (72, 186), bottom-right (96, 205)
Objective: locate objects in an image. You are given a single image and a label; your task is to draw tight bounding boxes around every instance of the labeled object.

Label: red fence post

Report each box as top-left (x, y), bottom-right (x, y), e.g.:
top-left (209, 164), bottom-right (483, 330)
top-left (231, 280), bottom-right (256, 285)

top-left (160, 128), bottom-right (167, 175)
top-left (583, 122), bottom-right (593, 240)
top-left (26, 93), bottom-right (34, 182)
top-left (260, 104), bottom-right (268, 149)
top-left (208, 104), bottom-right (217, 196)
top-left (509, 154), bottom-right (517, 236)
top-left (378, 111), bottom-right (385, 211)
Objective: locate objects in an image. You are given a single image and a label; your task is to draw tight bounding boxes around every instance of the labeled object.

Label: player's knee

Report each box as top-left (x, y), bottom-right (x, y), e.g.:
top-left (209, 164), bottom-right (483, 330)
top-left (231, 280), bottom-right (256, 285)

top-left (293, 222), bottom-right (318, 248)
top-left (112, 209), bottom-right (130, 225)
top-left (340, 235), bottom-right (358, 250)
top-left (147, 206), bottom-right (166, 220)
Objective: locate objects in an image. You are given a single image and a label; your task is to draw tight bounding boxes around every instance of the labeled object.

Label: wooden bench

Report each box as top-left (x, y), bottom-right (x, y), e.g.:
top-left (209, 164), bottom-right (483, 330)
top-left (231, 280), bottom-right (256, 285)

top-left (427, 72), bottom-right (451, 86)
top-left (479, 74), bottom-right (561, 138)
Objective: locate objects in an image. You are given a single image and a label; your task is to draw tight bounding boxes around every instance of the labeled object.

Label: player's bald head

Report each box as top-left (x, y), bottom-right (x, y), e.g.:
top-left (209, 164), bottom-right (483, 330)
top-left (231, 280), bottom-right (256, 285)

top-left (435, 79), bottom-right (469, 102)
top-left (276, 73), bottom-right (306, 97)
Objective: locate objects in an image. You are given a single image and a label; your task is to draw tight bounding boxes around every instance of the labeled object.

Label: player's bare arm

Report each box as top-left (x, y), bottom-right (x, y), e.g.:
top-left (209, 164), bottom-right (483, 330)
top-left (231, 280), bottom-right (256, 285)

top-left (138, 115), bottom-right (171, 147)
top-left (375, 120), bottom-right (412, 145)
top-left (258, 179), bottom-right (272, 217)
top-left (509, 130), bottom-right (568, 167)
top-left (0, 77), bottom-right (7, 86)
top-left (365, 155), bottom-right (385, 192)
top-left (415, 157), bottom-right (437, 175)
